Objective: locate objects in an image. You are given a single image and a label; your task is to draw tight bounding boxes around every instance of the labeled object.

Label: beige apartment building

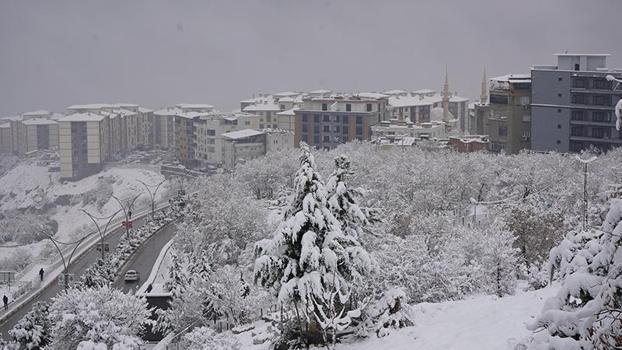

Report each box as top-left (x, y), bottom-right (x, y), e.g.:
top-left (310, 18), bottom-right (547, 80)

top-left (21, 118), bottom-right (59, 153)
top-left (0, 122), bottom-right (11, 154)
top-left (59, 113), bottom-right (110, 180)
top-left (221, 129), bottom-right (266, 170)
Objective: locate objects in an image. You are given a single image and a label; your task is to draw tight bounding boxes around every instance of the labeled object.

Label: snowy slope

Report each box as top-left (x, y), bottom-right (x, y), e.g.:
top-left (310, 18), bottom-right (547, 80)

top-left (234, 284), bottom-right (558, 350)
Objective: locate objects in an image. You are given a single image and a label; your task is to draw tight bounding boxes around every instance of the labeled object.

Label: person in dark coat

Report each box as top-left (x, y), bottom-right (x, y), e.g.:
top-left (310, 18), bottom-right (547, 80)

top-left (39, 268), bottom-right (44, 281)
top-left (3, 295), bottom-right (8, 311)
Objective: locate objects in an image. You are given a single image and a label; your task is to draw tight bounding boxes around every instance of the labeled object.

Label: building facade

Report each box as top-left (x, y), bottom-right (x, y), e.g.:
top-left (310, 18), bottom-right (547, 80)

top-left (59, 113), bottom-right (110, 180)
top-left (486, 74), bottom-right (532, 154)
top-left (293, 94), bottom-right (389, 150)
top-left (531, 54), bottom-right (622, 152)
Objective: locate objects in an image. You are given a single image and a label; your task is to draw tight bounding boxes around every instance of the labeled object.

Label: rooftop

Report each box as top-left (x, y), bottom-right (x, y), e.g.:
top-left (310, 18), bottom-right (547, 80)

top-left (66, 104), bottom-right (113, 110)
top-left (58, 113), bottom-right (107, 122)
top-left (23, 110), bottom-right (51, 117)
top-left (21, 118), bottom-right (58, 126)
top-left (221, 129), bottom-right (265, 140)
top-left (554, 53), bottom-right (610, 57)
top-left (276, 107), bottom-right (299, 116)
top-left (176, 103), bottom-right (214, 110)
top-left (0, 122), bottom-right (10, 129)
top-left (242, 103), bottom-right (281, 112)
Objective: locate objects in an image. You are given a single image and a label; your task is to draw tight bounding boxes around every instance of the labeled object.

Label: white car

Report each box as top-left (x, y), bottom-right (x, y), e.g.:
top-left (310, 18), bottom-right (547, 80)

top-left (124, 270), bottom-right (139, 282)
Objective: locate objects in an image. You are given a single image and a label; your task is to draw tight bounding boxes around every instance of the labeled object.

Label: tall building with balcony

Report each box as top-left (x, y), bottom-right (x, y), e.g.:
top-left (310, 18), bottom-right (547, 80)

top-left (293, 93), bottom-right (389, 150)
top-left (531, 53), bottom-right (622, 152)
top-left (486, 74), bottom-right (532, 154)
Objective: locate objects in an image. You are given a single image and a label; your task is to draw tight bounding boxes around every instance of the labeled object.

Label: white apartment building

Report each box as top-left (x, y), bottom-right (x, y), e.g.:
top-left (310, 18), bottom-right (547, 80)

top-left (221, 129), bottom-right (266, 170)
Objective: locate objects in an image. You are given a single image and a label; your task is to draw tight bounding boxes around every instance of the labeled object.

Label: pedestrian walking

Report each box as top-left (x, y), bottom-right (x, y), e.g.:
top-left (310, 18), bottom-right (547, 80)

top-left (2, 295), bottom-right (7, 311)
top-left (39, 268), bottom-right (44, 281)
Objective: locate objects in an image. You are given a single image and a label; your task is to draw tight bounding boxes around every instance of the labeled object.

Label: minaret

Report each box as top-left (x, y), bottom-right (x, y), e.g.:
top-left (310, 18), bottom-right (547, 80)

top-left (442, 66), bottom-right (450, 123)
top-left (480, 67), bottom-right (488, 105)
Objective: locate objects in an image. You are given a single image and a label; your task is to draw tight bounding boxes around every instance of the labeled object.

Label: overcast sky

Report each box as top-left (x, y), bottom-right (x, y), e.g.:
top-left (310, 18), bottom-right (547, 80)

top-left (1, 0), bottom-right (621, 115)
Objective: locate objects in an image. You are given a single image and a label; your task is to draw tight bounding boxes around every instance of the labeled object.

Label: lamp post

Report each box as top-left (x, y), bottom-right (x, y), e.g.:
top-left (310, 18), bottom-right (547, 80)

top-left (575, 155), bottom-right (597, 231)
top-left (39, 231), bottom-right (92, 292)
top-left (111, 193), bottom-right (142, 239)
top-left (137, 179), bottom-right (166, 219)
top-left (80, 209), bottom-right (122, 260)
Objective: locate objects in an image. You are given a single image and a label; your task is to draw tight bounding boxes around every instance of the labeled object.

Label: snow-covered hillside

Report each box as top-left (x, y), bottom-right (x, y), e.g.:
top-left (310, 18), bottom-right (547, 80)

top-left (0, 158), bottom-right (170, 271)
top-left (233, 284), bottom-right (558, 350)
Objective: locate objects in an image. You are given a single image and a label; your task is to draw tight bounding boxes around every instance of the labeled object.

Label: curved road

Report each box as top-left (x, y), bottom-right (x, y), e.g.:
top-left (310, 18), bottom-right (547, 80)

top-left (0, 215), bottom-right (151, 338)
top-left (113, 221), bottom-right (178, 294)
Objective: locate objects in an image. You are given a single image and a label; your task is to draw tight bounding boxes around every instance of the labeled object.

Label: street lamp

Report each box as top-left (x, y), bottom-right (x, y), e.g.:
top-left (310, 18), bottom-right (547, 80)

top-left (575, 155), bottom-right (597, 231)
top-left (111, 193), bottom-right (142, 239)
top-left (39, 231), bottom-right (92, 292)
top-left (80, 209), bottom-right (122, 260)
top-left (137, 179), bottom-right (167, 219)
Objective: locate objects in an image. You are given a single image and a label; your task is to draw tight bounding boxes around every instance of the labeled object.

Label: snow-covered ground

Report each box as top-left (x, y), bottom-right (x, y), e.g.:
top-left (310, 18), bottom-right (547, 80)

top-left (233, 284), bottom-right (558, 350)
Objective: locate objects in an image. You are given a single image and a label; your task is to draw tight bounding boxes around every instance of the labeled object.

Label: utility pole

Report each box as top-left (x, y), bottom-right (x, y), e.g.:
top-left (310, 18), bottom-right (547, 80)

top-left (81, 209), bottom-right (122, 260)
top-left (40, 231), bottom-right (92, 292)
top-left (137, 179), bottom-right (166, 219)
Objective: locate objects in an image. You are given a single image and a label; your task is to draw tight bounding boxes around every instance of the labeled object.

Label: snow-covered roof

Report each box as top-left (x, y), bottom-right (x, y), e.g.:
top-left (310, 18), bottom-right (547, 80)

top-left (23, 110), bottom-right (51, 117)
top-left (242, 103), bottom-right (281, 112)
top-left (276, 108), bottom-right (299, 116)
top-left (413, 89), bottom-right (436, 94)
top-left (177, 111), bottom-right (211, 119)
top-left (309, 89), bottom-right (332, 94)
top-left (154, 108), bottom-right (180, 116)
top-left (112, 103), bottom-right (139, 109)
top-left (357, 92), bottom-right (389, 100)
top-left (66, 104), bottom-right (113, 110)
top-left (273, 91), bottom-right (300, 97)
top-left (0, 122), bottom-right (10, 129)
top-left (138, 107), bottom-right (153, 113)
top-left (554, 53), bottom-right (610, 57)
top-left (221, 129), bottom-right (264, 140)
top-left (383, 89), bottom-right (408, 95)
top-left (58, 113), bottom-right (107, 122)
top-left (21, 118), bottom-right (58, 126)
top-left (389, 93), bottom-right (469, 107)
top-left (491, 74), bottom-right (531, 82)
top-left (176, 103), bottom-right (214, 110)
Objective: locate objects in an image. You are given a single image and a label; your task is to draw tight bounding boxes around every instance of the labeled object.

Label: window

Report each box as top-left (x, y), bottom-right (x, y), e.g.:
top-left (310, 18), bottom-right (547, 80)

top-left (574, 64), bottom-right (580, 71)
top-left (302, 114), bottom-right (308, 122)
top-left (334, 125), bottom-right (340, 133)
top-left (489, 94), bottom-right (508, 104)
top-left (592, 111), bottom-right (610, 122)
top-left (280, 104), bottom-right (285, 110)
top-left (572, 94), bottom-right (588, 104)
top-left (313, 125), bottom-right (320, 134)
top-left (322, 103), bottom-right (328, 111)
top-left (591, 127), bottom-right (606, 139)
top-left (323, 136), bottom-right (330, 142)
top-left (323, 125), bottom-right (330, 132)
top-left (571, 127), bottom-right (584, 136)
top-left (356, 126), bottom-right (363, 135)
top-left (593, 95), bottom-right (610, 106)
top-left (571, 110), bottom-right (584, 120)
top-left (356, 116), bottom-right (363, 125)
top-left (206, 129), bottom-right (216, 136)
top-left (366, 104), bottom-right (372, 112)
top-left (313, 135), bottom-right (320, 144)
top-left (323, 115), bottom-right (330, 122)
top-left (346, 104), bottom-right (351, 112)
top-left (573, 78), bottom-right (587, 88)
top-left (302, 124), bottom-right (308, 132)
top-left (334, 115), bottom-right (340, 122)
top-left (313, 114), bottom-right (320, 123)
top-left (498, 126), bottom-right (508, 137)
top-left (342, 116), bottom-right (349, 124)
top-left (593, 79), bottom-right (610, 90)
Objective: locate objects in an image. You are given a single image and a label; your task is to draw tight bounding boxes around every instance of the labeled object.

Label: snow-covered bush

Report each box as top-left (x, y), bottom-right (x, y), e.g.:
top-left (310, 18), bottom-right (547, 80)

top-left (181, 327), bottom-right (241, 350)
top-left (0, 248), bottom-right (32, 273)
top-left (8, 302), bottom-right (51, 349)
top-left (527, 199), bottom-right (622, 349)
top-left (358, 288), bottom-right (414, 338)
top-left (47, 287), bottom-right (150, 350)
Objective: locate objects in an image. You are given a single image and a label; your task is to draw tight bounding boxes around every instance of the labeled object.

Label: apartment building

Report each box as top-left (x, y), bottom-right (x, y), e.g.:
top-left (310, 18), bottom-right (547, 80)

top-left (0, 122), bottom-right (11, 154)
top-left (531, 53), bottom-right (622, 152)
top-left (58, 113), bottom-right (110, 180)
top-left (371, 119), bottom-right (447, 142)
top-left (221, 129), bottom-right (266, 170)
top-left (175, 112), bottom-right (205, 168)
top-left (293, 93), bottom-right (389, 150)
top-left (153, 107), bottom-right (178, 149)
top-left (486, 74), bottom-right (532, 154)
top-left (20, 118), bottom-right (59, 153)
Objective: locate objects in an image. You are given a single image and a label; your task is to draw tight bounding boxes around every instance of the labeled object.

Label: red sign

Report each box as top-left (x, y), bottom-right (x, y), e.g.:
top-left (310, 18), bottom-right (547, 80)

top-left (122, 220), bottom-right (133, 229)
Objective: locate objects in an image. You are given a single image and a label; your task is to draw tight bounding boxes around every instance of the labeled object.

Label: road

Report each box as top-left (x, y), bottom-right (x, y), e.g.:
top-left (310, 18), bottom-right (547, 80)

top-left (0, 215), bottom-right (150, 338)
top-left (113, 221), bottom-right (178, 294)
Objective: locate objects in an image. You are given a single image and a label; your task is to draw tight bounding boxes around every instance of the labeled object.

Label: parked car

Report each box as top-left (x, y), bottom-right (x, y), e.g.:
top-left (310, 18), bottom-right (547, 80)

top-left (124, 270), bottom-right (139, 282)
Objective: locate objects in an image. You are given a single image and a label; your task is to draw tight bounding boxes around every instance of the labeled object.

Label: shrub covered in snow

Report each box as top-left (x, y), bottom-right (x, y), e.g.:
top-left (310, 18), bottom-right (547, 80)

top-left (8, 302), bottom-right (51, 349)
top-left (181, 327), bottom-right (241, 350)
top-left (526, 199), bottom-right (622, 349)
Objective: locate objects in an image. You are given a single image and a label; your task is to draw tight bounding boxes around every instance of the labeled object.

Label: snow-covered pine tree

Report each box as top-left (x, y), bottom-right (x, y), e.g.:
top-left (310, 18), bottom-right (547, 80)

top-left (8, 302), bottom-right (51, 349)
top-left (254, 144), bottom-right (372, 346)
top-left (528, 198), bottom-right (622, 349)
